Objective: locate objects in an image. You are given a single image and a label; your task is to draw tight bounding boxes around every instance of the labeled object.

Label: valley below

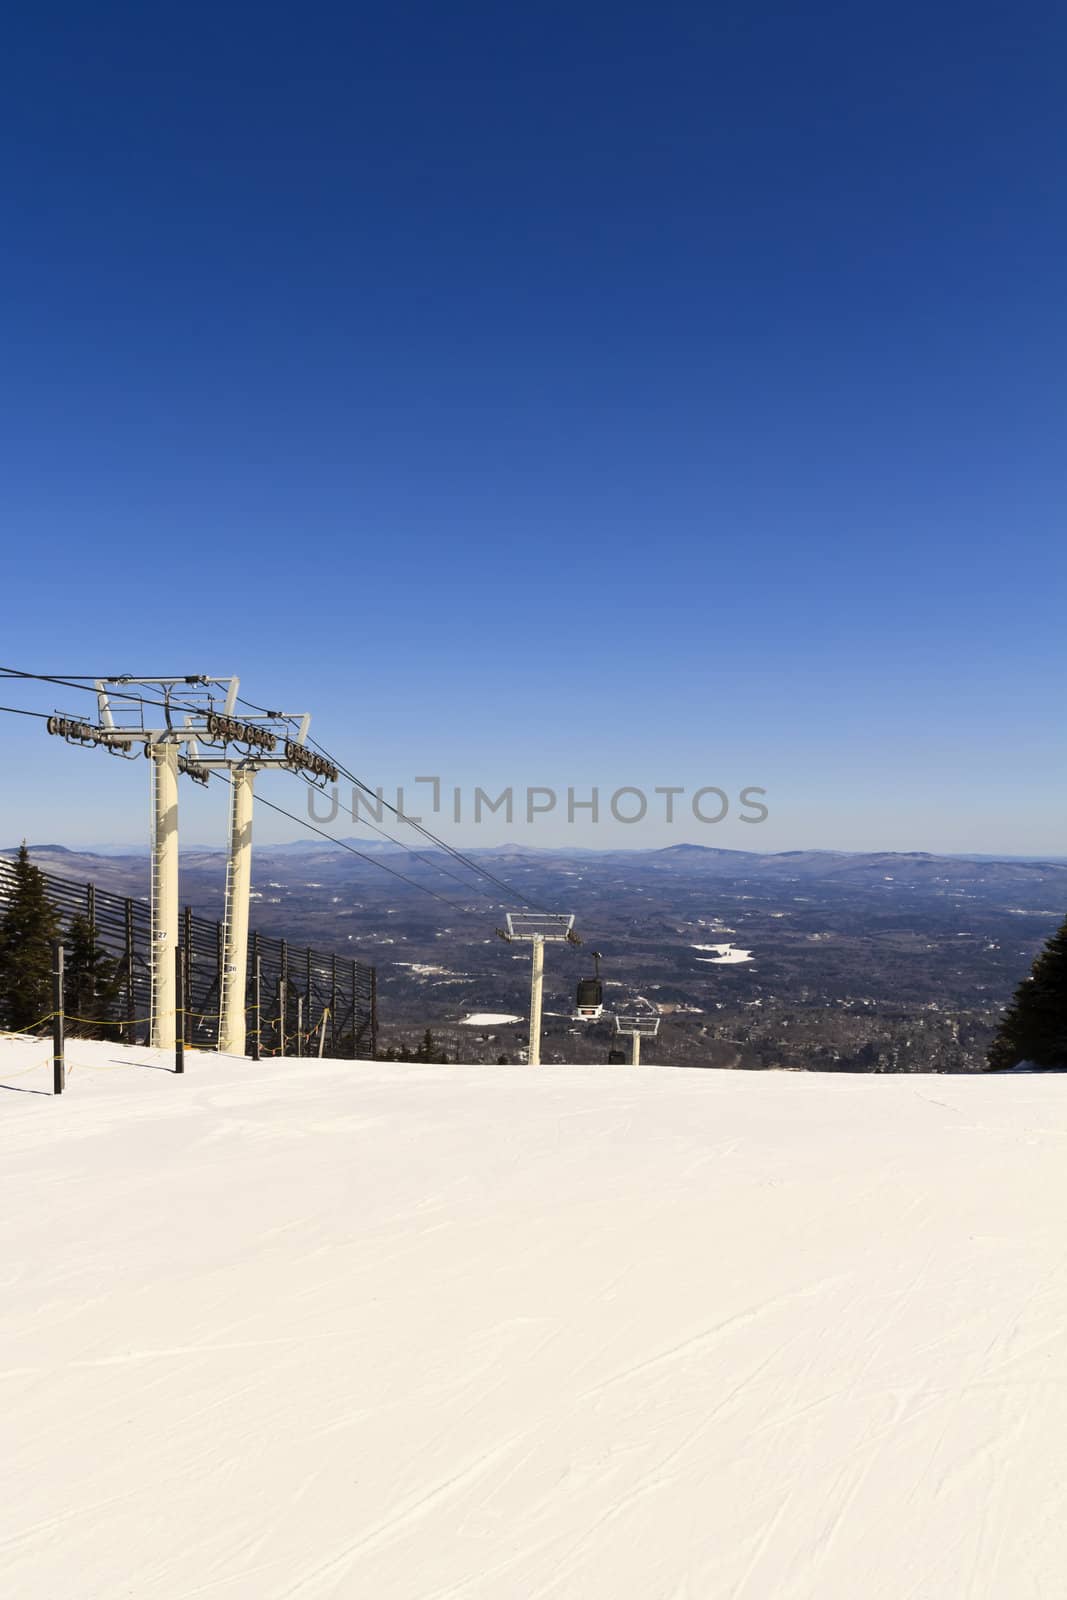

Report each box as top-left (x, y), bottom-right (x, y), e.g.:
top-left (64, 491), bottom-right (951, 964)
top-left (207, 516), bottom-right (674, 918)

top-left (14, 841), bottom-right (1066, 1072)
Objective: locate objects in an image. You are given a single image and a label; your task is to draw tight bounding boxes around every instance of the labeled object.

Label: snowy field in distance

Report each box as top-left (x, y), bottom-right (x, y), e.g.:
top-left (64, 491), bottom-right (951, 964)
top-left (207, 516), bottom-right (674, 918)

top-left (3, 1038), bottom-right (1067, 1598)
top-left (458, 1011), bottom-right (522, 1026)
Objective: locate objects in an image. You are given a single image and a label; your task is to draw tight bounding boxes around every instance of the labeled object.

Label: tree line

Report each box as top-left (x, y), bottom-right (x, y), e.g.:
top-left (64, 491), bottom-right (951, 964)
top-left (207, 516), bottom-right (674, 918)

top-left (0, 844), bottom-right (121, 1035)
top-left (986, 915), bottom-right (1067, 1071)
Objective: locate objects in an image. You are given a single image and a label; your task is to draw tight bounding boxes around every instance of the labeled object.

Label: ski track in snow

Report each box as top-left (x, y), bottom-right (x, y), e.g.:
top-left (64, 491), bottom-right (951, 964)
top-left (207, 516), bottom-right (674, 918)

top-left (3, 1038), bottom-right (1067, 1598)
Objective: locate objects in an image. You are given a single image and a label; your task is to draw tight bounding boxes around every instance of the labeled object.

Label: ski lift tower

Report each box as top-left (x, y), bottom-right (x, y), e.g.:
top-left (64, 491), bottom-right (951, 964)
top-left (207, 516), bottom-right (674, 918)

top-left (613, 1003), bottom-right (661, 1066)
top-left (497, 912), bottom-right (580, 1066)
top-left (45, 676), bottom-right (247, 1050)
top-left (44, 676), bottom-right (335, 1055)
top-left (175, 710), bottom-right (337, 1056)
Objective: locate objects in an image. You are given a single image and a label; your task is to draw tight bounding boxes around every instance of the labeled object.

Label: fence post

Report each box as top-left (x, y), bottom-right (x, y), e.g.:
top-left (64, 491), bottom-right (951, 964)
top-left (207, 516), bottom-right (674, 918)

top-left (296, 994), bottom-right (304, 1058)
top-left (183, 905), bottom-right (193, 1041)
top-left (51, 940), bottom-right (65, 1096)
top-left (175, 945), bottom-right (185, 1074)
top-left (215, 917), bottom-right (223, 1035)
top-left (371, 967), bottom-right (378, 1060)
top-left (251, 951), bottom-right (261, 1062)
top-left (351, 961), bottom-right (358, 1059)
top-left (87, 880), bottom-right (96, 940)
top-left (280, 939), bottom-right (288, 1056)
top-left (330, 954), bottom-right (338, 1056)
top-left (124, 897), bottom-right (136, 1042)
top-left (277, 978), bottom-right (286, 1058)
top-left (305, 947), bottom-right (312, 1026)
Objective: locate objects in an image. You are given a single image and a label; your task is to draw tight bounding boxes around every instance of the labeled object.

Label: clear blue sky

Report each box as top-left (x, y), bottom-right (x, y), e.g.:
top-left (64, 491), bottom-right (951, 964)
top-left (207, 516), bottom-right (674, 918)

top-left (1, 1), bottom-right (1064, 854)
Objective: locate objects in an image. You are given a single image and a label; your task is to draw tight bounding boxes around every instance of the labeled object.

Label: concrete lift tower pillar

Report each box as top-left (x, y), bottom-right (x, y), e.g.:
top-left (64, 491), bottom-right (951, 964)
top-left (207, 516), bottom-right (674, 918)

top-left (613, 1006), bottom-right (661, 1066)
top-left (179, 712), bottom-right (336, 1057)
top-left (50, 675), bottom-right (242, 1050)
top-left (107, 679), bottom-right (239, 1051)
top-left (497, 913), bottom-right (580, 1066)
top-left (220, 764), bottom-right (254, 1054)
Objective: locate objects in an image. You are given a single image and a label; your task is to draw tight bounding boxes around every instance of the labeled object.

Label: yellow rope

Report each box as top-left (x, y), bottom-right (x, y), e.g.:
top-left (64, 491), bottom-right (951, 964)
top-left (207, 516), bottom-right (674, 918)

top-left (4, 1002), bottom-right (325, 1040)
top-left (0, 1010), bottom-right (57, 1037)
top-left (63, 1009), bottom-right (218, 1027)
top-left (0, 1055), bottom-right (53, 1082)
top-left (64, 1013), bottom-right (155, 1027)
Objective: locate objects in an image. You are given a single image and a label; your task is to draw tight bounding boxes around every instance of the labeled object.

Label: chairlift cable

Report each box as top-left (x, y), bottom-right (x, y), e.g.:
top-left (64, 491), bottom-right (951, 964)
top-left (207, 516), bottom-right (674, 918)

top-left (1, 668), bottom-right (551, 914)
top-left (205, 770), bottom-right (478, 917)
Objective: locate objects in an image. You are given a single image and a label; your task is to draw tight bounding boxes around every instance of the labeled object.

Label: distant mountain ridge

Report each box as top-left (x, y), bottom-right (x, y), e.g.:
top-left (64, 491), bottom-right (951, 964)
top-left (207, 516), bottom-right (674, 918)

top-left (5, 841), bottom-right (1066, 901)
top-left (5, 841), bottom-right (1067, 871)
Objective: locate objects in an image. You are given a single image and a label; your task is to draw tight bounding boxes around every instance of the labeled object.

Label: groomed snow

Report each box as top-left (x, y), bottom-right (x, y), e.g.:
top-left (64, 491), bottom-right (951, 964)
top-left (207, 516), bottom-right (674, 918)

top-left (3, 1039), bottom-right (1067, 1598)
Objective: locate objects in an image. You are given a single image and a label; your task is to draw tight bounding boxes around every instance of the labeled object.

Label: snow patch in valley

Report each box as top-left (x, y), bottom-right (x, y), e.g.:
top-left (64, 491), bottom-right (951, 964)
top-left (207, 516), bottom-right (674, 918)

top-left (692, 942), bottom-right (754, 964)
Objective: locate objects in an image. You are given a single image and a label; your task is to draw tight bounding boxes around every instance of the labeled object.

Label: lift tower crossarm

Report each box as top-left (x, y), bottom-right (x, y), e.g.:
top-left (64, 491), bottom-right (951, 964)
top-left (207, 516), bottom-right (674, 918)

top-left (613, 1003), bottom-right (661, 1067)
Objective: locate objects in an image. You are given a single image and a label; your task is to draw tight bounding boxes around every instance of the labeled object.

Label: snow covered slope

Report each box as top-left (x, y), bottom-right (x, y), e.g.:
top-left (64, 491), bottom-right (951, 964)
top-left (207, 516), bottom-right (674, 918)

top-left (3, 1040), bottom-right (1066, 1598)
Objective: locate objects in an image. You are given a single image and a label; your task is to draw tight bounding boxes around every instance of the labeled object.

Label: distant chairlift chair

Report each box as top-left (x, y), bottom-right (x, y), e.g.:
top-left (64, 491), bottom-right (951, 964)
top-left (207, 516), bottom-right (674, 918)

top-left (573, 951), bottom-right (604, 1021)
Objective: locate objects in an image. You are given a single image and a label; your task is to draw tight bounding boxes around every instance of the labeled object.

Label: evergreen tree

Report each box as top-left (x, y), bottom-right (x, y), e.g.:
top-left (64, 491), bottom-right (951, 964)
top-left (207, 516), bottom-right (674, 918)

top-left (417, 1027), bottom-right (435, 1062)
top-left (66, 914), bottom-right (120, 1037)
top-left (0, 844), bottom-right (61, 1031)
top-left (989, 914), bottom-right (1067, 1069)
